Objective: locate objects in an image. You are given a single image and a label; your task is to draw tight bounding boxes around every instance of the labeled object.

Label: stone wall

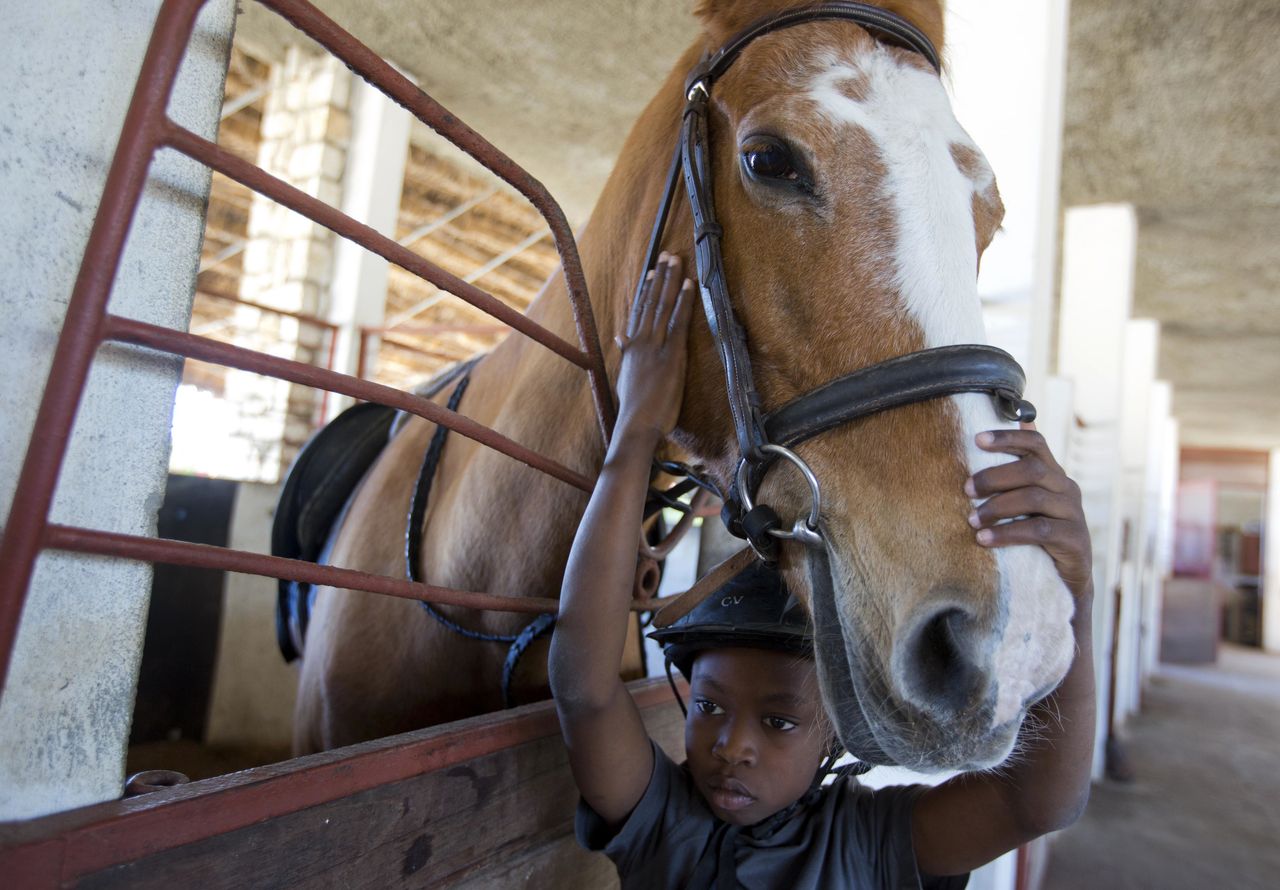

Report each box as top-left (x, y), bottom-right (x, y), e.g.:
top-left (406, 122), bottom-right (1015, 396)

top-left (228, 47), bottom-right (353, 481)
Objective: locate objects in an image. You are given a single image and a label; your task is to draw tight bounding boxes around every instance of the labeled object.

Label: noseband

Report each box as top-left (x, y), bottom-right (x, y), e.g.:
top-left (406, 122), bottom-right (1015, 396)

top-left (637, 1), bottom-right (1035, 561)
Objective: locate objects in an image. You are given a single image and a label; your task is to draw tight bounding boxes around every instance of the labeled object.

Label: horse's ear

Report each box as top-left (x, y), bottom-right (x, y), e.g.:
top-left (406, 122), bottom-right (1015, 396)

top-left (693, 1), bottom-right (945, 56)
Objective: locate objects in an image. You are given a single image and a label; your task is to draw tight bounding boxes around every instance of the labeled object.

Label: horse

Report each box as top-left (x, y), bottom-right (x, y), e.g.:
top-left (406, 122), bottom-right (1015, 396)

top-left (293, 0), bottom-right (1076, 773)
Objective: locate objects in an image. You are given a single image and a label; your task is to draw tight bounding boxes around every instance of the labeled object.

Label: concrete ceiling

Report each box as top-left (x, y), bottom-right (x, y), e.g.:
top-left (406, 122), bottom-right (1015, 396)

top-left (236, 0), bottom-right (693, 224)
top-left (236, 0), bottom-right (1279, 453)
top-left (1061, 0), bottom-right (1280, 452)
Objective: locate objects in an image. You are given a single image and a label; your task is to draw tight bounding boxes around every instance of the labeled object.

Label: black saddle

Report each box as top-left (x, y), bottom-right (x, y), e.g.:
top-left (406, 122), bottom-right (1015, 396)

top-left (272, 400), bottom-right (398, 662)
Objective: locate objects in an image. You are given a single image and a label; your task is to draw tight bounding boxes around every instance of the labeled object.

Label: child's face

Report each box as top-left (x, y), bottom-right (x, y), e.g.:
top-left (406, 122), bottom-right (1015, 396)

top-left (685, 647), bottom-right (829, 826)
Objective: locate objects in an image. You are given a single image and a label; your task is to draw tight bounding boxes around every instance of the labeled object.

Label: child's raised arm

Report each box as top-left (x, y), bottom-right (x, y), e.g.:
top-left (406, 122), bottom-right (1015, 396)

top-left (912, 428), bottom-right (1097, 876)
top-left (548, 254), bottom-right (694, 828)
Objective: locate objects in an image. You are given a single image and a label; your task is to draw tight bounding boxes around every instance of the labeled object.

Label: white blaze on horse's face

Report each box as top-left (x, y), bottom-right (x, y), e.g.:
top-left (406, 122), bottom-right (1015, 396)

top-left (789, 45), bottom-right (1074, 766)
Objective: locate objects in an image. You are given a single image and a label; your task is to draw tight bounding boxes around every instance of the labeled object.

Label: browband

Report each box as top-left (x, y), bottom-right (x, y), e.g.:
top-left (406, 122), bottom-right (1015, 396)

top-left (684, 0), bottom-right (941, 98)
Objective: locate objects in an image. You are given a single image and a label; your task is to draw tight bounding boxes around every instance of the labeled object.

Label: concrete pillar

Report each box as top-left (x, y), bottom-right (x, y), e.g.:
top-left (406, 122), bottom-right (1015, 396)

top-left (1155, 416), bottom-right (1181, 582)
top-left (1057, 203), bottom-right (1137, 775)
top-left (325, 72), bottom-right (413, 417)
top-left (1116, 319), bottom-right (1159, 717)
top-left (1059, 205), bottom-right (1135, 596)
top-left (0, 0), bottom-right (236, 819)
top-left (1140, 381), bottom-right (1174, 678)
top-left (921, 9), bottom-right (1072, 884)
top-left (944, 0), bottom-right (1070, 402)
top-left (228, 46), bottom-right (352, 480)
top-left (1264, 449), bottom-right (1280, 653)
top-left (1034, 375), bottom-right (1076, 464)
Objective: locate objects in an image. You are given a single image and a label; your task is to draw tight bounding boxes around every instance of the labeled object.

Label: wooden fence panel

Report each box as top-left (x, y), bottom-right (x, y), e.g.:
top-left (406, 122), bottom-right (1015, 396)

top-left (1, 680), bottom-right (684, 888)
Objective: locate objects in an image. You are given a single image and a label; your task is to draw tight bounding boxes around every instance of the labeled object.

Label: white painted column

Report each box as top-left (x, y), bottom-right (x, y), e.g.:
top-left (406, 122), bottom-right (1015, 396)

top-left (1059, 205), bottom-right (1136, 597)
top-left (325, 72), bottom-right (413, 417)
top-left (1057, 203), bottom-right (1137, 776)
top-left (1033, 376), bottom-right (1077, 464)
top-left (1116, 319), bottom-right (1159, 717)
top-left (0, 0), bottom-right (236, 819)
top-left (1140, 381), bottom-right (1174, 677)
top-left (945, 0), bottom-right (1070, 402)
top-left (1156, 416), bottom-right (1182, 582)
top-left (925, 10), bottom-right (1073, 885)
top-left (1263, 449), bottom-right (1280, 653)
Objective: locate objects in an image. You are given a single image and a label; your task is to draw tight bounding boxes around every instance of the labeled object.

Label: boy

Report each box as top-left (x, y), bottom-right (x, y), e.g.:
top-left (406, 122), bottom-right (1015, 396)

top-left (549, 255), bottom-right (1095, 887)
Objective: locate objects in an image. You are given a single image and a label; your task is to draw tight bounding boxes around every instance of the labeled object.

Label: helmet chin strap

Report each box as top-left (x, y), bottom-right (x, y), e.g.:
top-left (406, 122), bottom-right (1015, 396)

top-left (814, 743), bottom-right (872, 790)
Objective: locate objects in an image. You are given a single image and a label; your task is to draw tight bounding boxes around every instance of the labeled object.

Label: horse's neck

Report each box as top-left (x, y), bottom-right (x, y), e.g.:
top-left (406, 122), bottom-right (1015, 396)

top-left (468, 43), bottom-right (702, 472)
top-left (576, 50), bottom-right (702, 343)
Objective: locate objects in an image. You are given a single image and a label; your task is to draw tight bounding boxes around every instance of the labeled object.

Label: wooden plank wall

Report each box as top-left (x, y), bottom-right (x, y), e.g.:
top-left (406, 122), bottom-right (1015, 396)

top-left (1, 680), bottom-right (685, 888)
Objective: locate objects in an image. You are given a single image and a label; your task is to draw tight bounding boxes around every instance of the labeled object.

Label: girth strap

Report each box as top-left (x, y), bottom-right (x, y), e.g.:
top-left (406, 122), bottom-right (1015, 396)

top-left (500, 612), bottom-right (557, 708)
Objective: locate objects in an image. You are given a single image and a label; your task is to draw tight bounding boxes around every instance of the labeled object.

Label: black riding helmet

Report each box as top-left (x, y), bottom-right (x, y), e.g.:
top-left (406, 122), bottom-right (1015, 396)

top-left (648, 560), bottom-right (812, 683)
top-left (649, 560), bottom-right (865, 794)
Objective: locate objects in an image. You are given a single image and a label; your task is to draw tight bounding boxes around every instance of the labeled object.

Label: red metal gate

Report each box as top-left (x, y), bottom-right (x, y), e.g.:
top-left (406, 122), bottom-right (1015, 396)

top-left (0, 0), bottom-right (687, 881)
top-left (0, 0), bottom-right (636, 693)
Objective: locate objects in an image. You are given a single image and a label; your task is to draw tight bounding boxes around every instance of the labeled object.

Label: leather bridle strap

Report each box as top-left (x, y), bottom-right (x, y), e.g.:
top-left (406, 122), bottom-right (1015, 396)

top-left (737, 344), bottom-right (1035, 509)
top-left (683, 88), bottom-right (766, 462)
top-left (633, 1), bottom-right (938, 307)
top-left (682, 0), bottom-right (940, 96)
top-left (764, 344), bottom-right (1032, 449)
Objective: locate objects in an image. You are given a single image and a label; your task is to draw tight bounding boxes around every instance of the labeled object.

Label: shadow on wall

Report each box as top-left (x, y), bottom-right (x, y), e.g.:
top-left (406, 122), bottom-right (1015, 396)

top-left (129, 475), bottom-right (297, 779)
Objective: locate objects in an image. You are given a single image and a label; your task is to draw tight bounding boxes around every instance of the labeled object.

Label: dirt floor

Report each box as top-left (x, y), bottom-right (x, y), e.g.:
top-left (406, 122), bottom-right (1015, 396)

top-left (1043, 644), bottom-right (1280, 889)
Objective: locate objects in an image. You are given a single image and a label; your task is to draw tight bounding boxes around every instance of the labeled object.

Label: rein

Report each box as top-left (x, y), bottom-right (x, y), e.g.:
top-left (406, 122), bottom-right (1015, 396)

top-left (404, 358), bottom-right (555, 708)
top-left (638, 1), bottom-right (1035, 561)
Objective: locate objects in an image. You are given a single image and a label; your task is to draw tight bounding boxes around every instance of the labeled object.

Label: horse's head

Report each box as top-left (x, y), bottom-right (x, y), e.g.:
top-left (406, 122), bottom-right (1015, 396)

top-left (661, 0), bottom-right (1075, 771)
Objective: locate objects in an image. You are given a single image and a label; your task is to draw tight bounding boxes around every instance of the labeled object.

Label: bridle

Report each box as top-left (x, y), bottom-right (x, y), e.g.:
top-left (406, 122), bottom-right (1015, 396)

top-left (637, 1), bottom-right (1035, 562)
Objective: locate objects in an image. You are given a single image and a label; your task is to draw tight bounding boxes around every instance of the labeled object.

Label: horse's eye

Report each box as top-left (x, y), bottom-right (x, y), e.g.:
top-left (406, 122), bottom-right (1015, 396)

top-left (740, 138), bottom-right (812, 195)
top-left (743, 142), bottom-right (797, 181)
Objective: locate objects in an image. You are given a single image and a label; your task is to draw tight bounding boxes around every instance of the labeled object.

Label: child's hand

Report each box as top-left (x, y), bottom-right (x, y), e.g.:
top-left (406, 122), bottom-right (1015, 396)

top-left (965, 427), bottom-right (1092, 599)
top-left (614, 253), bottom-right (694, 440)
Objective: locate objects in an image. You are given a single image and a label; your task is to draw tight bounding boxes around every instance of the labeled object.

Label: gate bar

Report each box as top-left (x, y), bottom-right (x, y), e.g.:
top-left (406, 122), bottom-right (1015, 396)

top-left (160, 121), bottom-right (592, 373)
top-left (43, 525), bottom-right (563, 615)
top-left (41, 524), bottom-right (675, 615)
top-left (103, 314), bottom-right (595, 493)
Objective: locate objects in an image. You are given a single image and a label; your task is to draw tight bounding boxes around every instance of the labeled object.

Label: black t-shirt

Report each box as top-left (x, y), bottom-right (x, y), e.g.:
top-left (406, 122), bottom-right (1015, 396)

top-left (576, 742), bottom-right (969, 890)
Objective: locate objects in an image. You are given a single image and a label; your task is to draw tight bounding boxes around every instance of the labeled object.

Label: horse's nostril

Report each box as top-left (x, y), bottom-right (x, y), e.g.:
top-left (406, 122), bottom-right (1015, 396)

top-left (899, 607), bottom-right (985, 717)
